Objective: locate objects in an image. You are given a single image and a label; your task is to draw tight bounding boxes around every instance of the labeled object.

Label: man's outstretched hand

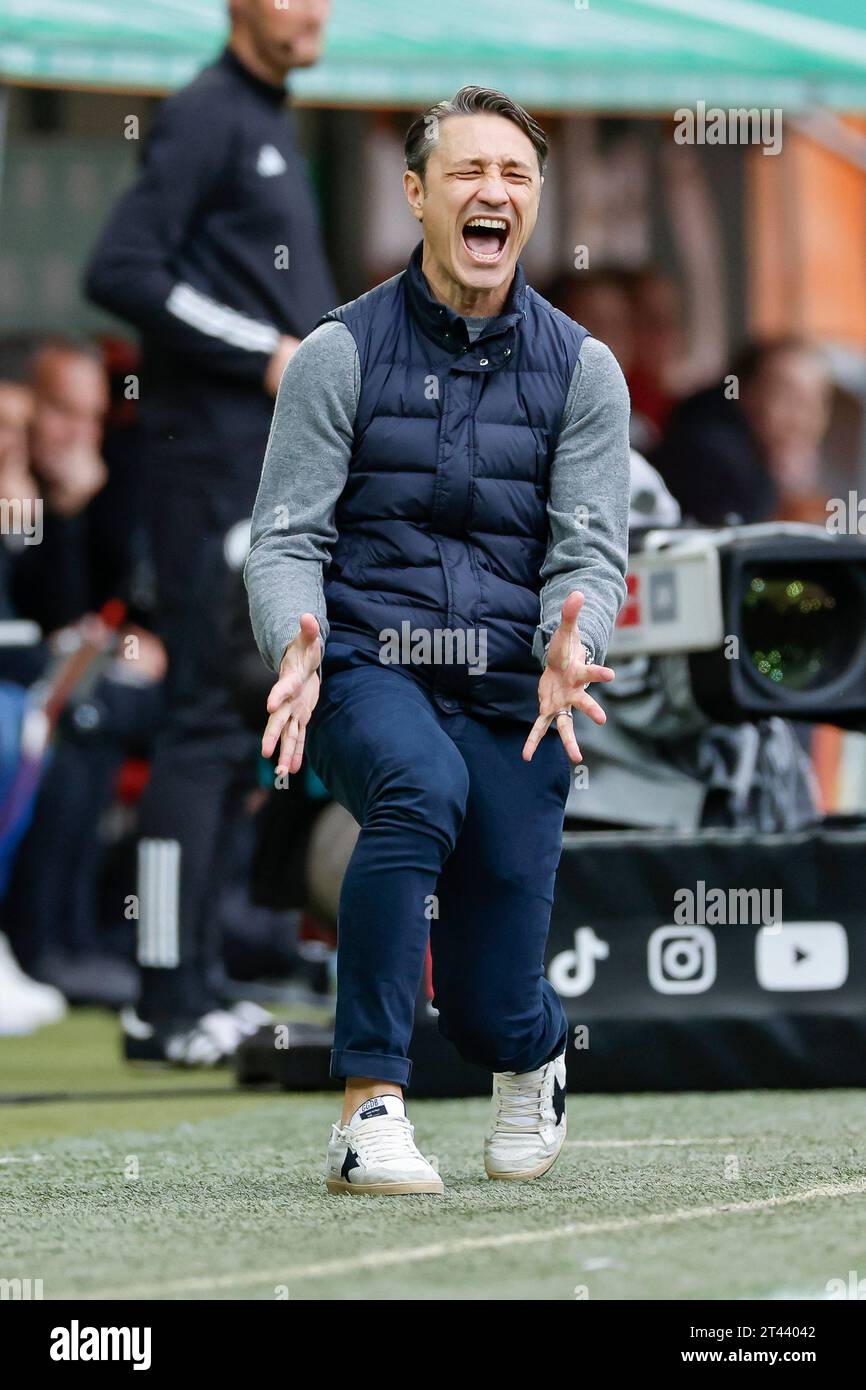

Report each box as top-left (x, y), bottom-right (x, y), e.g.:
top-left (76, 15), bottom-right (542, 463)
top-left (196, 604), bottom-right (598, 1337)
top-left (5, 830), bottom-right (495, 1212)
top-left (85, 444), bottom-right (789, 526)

top-left (262, 613), bottom-right (322, 777)
top-left (523, 590), bottom-right (615, 764)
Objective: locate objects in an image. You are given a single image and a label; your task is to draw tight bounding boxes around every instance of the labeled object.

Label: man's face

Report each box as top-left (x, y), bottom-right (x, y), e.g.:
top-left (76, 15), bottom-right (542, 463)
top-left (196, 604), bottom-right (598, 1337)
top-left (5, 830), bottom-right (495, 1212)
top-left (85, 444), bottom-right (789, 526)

top-left (743, 350), bottom-right (831, 458)
top-left (234, 0), bottom-right (331, 72)
top-left (30, 349), bottom-right (109, 483)
top-left (0, 382), bottom-right (34, 473)
top-left (404, 113), bottom-right (542, 304)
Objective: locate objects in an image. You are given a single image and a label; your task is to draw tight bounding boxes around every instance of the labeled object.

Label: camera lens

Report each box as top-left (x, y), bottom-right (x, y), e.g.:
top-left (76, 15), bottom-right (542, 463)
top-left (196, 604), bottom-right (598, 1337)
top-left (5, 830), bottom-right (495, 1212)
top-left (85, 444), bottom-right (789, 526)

top-left (740, 565), bottom-right (862, 692)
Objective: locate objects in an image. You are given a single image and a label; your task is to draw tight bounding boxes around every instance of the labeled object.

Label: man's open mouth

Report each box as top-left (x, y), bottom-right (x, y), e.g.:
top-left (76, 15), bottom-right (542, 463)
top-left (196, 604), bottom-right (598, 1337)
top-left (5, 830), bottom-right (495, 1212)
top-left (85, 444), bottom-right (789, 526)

top-left (461, 216), bottom-right (510, 263)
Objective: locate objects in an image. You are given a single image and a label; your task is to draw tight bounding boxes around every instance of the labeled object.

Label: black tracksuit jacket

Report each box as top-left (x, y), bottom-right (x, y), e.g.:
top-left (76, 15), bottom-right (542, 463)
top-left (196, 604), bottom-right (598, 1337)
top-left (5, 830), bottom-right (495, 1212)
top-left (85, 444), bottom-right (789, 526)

top-left (85, 47), bottom-right (337, 511)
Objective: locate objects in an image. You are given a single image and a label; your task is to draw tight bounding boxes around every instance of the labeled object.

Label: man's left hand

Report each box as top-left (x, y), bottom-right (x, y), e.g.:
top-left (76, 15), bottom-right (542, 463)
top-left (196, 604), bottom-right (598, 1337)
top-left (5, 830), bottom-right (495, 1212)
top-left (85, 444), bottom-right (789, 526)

top-left (522, 590), bottom-right (615, 764)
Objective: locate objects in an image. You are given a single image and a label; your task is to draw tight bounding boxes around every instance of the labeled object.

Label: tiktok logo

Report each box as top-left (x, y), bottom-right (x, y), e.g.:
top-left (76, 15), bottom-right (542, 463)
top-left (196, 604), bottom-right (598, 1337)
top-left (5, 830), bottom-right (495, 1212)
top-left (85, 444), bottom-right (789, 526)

top-left (548, 927), bottom-right (610, 997)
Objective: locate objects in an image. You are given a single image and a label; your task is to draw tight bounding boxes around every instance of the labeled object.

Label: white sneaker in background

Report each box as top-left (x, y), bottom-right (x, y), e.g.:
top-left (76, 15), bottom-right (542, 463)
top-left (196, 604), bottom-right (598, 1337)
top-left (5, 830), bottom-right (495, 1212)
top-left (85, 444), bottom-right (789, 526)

top-left (164, 1009), bottom-right (250, 1066)
top-left (225, 999), bottom-right (272, 1037)
top-left (325, 1094), bottom-right (443, 1196)
top-left (122, 1002), bottom-right (273, 1065)
top-left (484, 1049), bottom-right (567, 1181)
top-left (0, 933), bottom-right (67, 1036)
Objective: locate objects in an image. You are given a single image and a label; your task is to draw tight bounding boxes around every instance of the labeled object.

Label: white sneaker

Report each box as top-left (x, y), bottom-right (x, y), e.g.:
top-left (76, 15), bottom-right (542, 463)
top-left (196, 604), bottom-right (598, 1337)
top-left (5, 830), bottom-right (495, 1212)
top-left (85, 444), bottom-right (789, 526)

top-left (164, 1009), bottom-right (249, 1066)
top-left (325, 1094), bottom-right (443, 1196)
top-left (484, 1049), bottom-right (567, 1181)
top-left (226, 1000), bottom-right (272, 1037)
top-left (0, 933), bottom-right (66, 1036)
top-left (122, 1001), bottom-right (272, 1065)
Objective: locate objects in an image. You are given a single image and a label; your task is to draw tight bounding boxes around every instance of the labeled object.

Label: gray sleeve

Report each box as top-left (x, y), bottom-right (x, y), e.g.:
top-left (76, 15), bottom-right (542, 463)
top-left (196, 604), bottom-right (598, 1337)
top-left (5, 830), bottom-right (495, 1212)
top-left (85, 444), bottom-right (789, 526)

top-left (244, 320), bottom-right (359, 672)
top-left (533, 337), bottom-right (631, 670)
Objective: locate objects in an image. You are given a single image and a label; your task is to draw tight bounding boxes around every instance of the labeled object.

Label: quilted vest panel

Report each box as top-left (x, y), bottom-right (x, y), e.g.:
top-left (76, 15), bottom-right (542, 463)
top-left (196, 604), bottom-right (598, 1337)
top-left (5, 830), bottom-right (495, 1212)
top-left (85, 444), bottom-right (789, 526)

top-left (319, 241), bottom-right (587, 720)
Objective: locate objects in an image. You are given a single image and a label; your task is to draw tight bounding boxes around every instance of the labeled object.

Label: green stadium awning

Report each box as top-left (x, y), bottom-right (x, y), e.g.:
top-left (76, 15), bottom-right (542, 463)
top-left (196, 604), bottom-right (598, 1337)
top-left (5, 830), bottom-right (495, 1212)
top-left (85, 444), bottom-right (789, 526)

top-left (2, 0), bottom-right (866, 111)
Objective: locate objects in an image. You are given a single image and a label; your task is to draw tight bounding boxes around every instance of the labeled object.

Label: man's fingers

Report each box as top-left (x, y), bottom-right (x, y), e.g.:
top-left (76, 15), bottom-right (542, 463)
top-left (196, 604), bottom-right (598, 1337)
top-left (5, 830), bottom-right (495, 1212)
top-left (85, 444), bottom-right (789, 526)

top-left (523, 709), bottom-right (583, 763)
top-left (574, 688), bottom-right (606, 725)
top-left (267, 672), bottom-right (302, 713)
top-left (555, 711), bottom-right (582, 764)
top-left (290, 723), bottom-right (307, 775)
top-left (262, 702), bottom-right (293, 758)
top-left (557, 590), bottom-right (585, 638)
top-left (276, 714), bottom-right (299, 777)
top-left (522, 714), bottom-right (552, 762)
top-left (584, 662), bottom-right (615, 684)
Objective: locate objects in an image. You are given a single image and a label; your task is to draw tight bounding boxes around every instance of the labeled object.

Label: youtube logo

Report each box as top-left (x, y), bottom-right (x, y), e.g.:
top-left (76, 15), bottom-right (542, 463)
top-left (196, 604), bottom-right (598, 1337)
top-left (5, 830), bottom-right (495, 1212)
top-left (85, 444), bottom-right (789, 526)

top-left (755, 921), bottom-right (849, 992)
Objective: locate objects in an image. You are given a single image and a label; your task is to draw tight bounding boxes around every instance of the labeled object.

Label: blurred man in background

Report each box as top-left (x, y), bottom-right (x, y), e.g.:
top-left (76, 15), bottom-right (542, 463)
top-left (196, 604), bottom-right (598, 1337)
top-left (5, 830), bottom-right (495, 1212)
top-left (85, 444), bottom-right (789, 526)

top-left (546, 269), bottom-right (635, 382)
top-left (0, 339), bottom-right (37, 510)
top-left (84, 0), bottom-right (337, 1063)
top-left (11, 339), bottom-right (109, 632)
top-left (653, 337), bottom-right (832, 528)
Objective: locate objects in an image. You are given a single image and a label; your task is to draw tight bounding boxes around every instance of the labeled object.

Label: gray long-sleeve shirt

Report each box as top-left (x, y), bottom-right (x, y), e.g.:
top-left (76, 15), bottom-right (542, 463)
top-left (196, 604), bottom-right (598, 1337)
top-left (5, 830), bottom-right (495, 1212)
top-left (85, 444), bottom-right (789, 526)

top-left (245, 316), bottom-right (631, 675)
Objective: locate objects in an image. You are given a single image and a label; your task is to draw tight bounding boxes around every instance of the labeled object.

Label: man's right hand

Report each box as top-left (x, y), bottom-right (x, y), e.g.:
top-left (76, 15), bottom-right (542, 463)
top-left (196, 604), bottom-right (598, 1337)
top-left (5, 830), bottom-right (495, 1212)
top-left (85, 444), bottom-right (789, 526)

top-left (262, 612), bottom-right (322, 776)
top-left (264, 335), bottom-right (301, 397)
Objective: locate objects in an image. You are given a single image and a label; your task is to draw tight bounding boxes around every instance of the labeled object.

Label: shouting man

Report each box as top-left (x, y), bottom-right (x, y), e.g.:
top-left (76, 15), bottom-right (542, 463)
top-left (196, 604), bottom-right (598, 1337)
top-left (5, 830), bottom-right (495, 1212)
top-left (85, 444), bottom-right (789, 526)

top-left (246, 87), bottom-right (630, 1194)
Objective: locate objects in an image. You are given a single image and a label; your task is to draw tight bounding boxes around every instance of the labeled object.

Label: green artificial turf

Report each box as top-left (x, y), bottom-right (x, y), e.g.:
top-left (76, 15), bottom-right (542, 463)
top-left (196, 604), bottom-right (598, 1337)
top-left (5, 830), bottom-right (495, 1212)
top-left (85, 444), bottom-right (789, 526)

top-left (2, 1011), bottom-right (865, 1300)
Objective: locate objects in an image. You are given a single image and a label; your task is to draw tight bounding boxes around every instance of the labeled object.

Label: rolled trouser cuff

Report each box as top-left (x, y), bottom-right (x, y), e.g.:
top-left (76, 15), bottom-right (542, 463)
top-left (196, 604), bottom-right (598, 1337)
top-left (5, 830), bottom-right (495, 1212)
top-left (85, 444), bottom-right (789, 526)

top-left (330, 1047), bottom-right (413, 1087)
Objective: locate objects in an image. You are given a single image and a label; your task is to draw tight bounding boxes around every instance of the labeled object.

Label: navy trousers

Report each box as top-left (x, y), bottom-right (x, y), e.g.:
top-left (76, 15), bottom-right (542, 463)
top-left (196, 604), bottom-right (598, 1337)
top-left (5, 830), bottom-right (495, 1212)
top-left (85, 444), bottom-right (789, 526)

top-left (306, 647), bottom-right (572, 1086)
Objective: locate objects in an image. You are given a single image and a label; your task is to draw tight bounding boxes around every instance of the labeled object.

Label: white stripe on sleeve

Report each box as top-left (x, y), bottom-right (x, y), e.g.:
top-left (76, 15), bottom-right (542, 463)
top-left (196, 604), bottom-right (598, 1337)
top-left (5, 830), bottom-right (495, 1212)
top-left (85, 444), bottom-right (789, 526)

top-left (166, 282), bottom-right (281, 354)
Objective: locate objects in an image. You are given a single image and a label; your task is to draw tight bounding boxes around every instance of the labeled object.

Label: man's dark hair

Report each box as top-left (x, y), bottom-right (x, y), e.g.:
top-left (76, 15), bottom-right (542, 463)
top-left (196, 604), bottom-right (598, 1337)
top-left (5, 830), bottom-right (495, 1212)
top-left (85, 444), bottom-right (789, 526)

top-left (0, 332), bottom-right (44, 385)
top-left (404, 86), bottom-right (549, 183)
top-left (0, 331), bottom-right (101, 386)
top-left (732, 335), bottom-right (821, 387)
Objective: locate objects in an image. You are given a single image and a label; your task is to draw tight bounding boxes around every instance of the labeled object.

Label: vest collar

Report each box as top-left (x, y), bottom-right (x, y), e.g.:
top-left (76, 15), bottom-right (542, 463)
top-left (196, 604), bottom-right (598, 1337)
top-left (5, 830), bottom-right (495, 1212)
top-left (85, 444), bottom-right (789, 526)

top-left (403, 240), bottom-right (526, 364)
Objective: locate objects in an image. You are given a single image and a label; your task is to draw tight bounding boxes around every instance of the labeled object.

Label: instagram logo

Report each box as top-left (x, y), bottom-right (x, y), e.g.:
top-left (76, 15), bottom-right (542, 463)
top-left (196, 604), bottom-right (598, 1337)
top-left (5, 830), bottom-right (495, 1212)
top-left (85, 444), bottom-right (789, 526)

top-left (647, 926), bottom-right (717, 995)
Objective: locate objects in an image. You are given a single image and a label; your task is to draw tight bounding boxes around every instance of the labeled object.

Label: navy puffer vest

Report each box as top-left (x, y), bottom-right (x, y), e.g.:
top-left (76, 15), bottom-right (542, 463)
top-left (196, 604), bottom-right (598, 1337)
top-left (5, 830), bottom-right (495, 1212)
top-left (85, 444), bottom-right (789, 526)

top-left (320, 241), bottom-right (587, 721)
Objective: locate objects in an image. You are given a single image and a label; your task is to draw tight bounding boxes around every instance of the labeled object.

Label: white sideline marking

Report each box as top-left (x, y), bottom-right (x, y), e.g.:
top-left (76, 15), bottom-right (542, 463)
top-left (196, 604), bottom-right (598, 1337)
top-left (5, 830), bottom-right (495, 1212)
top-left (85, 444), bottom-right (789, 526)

top-left (565, 1136), bottom-right (737, 1149)
top-left (76, 1177), bottom-right (866, 1300)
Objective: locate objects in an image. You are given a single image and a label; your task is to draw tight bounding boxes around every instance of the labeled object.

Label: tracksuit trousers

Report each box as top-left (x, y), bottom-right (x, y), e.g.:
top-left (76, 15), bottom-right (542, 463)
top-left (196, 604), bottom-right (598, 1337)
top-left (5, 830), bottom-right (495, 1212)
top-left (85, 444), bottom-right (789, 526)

top-left (306, 647), bottom-right (572, 1087)
top-left (135, 460), bottom-right (258, 1024)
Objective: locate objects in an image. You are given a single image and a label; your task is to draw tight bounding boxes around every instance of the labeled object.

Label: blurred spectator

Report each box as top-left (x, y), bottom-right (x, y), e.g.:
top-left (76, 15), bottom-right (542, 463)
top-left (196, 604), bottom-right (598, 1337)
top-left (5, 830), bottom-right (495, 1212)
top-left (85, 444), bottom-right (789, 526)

top-left (546, 266), bottom-right (714, 455)
top-left (545, 270), bottom-right (634, 375)
top-left (0, 337), bottom-right (38, 508)
top-left (0, 338), bottom-right (40, 648)
top-left (1, 335), bottom-right (166, 1008)
top-left (29, 340), bottom-right (108, 516)
top-left (11, 338), bottom-right (108, 632)
top-left (626, 269), bottom-right (684, 440)
top-left (652, 337), bottom-right (832, 528)
top-left (739, 338), bottom-right (833, 524)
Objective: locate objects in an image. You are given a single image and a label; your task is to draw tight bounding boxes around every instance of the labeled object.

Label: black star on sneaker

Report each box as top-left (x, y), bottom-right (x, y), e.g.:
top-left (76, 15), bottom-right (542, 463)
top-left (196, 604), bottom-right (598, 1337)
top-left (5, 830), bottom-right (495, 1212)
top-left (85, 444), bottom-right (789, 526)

top-left (340, 1147), bottom-right (361, 1180)
top-left (552, 1075), bottom-right (566, 1126)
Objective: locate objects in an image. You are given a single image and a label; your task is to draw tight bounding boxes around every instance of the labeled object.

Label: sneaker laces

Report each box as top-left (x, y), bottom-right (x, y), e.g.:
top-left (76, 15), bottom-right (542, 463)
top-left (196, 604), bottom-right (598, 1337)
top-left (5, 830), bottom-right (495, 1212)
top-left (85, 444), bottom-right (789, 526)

top-left (492, 1070), bottom-right (546, 1135)
top-left (343, 1115), bottom-right (423, 1166)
